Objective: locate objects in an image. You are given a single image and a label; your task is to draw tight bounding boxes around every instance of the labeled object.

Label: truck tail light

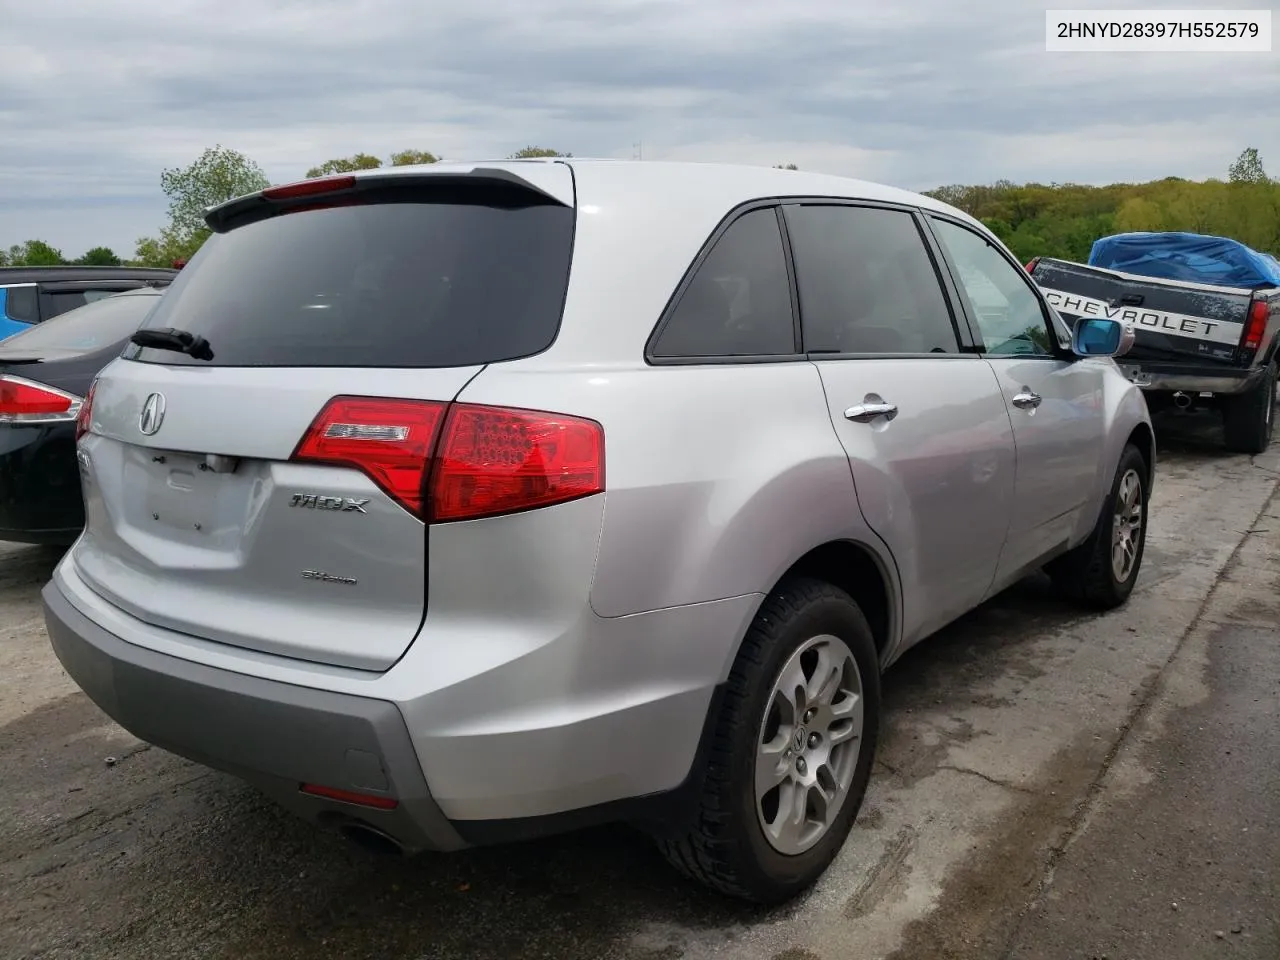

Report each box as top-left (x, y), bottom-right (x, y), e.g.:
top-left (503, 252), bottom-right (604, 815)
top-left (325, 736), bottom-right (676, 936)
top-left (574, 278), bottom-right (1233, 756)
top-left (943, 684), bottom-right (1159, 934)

top-left (291, 396), bottom-right (605, 522)
top-left (0, 375), bottom-right (82, 425)
top-left (1242, 300), bottom-right (1269, 351)
top-left (1024, 257), bottom-right (1041, 274)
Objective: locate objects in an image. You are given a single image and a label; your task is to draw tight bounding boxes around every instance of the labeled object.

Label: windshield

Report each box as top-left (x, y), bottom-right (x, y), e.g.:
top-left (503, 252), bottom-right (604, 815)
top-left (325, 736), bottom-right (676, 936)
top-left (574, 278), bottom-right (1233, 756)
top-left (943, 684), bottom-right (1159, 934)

top-left (126, 187), bottom-right (575, 368)
top-left (0, 292), bottom-right (162, 355)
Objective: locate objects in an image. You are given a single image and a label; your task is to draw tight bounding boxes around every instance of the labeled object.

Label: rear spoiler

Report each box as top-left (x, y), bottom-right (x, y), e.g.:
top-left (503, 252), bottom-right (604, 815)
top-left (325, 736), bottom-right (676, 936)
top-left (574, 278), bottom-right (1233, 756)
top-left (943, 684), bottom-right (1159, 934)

top-left (203, 163), bottom-right (576, 233)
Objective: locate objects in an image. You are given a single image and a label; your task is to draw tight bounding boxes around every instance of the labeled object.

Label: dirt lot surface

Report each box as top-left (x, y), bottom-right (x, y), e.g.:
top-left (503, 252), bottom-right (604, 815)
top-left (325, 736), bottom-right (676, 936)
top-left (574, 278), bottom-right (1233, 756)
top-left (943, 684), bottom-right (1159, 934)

top-left (2, 412), bottom-right (1278, 960)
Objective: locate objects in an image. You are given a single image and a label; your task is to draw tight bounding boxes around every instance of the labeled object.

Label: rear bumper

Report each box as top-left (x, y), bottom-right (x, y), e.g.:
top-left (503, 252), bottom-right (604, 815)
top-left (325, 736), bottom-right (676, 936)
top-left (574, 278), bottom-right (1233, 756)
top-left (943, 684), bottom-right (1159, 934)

top-left (0, 423), bottom-right (83, 544)
top-left (1120, 360), bottom-right (1263, 395)
top-left (42, 580), bottom-right (466, 853)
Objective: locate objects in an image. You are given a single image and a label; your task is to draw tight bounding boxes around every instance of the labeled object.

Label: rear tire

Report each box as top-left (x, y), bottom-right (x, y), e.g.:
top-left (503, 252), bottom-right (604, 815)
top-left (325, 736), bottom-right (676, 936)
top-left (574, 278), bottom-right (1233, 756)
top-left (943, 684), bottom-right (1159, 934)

top-left (1222, 360), bottom-right (1276, 455)
top-left (1047, 443), bottom-right (1148, 610)
top-left (655, 577), bottom-right (880, 904)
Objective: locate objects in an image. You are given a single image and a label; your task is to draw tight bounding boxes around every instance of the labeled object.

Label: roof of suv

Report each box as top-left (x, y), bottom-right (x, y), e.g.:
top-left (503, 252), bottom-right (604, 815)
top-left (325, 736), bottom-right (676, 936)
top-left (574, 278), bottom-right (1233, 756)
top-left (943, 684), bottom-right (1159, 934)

top-left (328, 157), bottom-right (966, 219)
top-left (197, 159), bottom-right (987, 369)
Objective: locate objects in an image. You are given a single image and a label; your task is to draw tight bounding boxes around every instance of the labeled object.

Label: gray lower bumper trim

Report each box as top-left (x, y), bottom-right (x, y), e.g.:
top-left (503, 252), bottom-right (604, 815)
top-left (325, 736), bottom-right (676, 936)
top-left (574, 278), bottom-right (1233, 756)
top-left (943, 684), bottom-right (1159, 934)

top-left (42, 580), bottom-right (466, 853)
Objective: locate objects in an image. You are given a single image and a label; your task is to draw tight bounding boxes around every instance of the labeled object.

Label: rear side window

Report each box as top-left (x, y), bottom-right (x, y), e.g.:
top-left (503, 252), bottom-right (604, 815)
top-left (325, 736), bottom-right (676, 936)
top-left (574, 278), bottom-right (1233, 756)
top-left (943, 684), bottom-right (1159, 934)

top-left (3, 285), bottom-right (38, 324)
top-left (0, 293), bottom-right (160, 354)
top-left (786, 205), bottom-right (959, 354)
top-left (650, 207), bottom-right (796, 359)
top-left (128, 189), bottom-right (575, 368)
top-left (43, 291), bottom-right (93, 318)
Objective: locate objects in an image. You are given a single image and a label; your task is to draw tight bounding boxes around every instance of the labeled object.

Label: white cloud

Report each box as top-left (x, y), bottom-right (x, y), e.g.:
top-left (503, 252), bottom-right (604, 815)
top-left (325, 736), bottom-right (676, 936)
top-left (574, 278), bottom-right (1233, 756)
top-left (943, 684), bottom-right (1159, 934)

top-left (1, 0), bottom-right (1277, 256)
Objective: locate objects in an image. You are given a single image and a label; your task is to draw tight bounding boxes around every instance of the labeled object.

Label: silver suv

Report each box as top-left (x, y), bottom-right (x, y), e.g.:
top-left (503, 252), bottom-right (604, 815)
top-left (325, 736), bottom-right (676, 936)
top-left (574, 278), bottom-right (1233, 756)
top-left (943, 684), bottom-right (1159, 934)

top-left (43, 160), bottom-right (1153, 903)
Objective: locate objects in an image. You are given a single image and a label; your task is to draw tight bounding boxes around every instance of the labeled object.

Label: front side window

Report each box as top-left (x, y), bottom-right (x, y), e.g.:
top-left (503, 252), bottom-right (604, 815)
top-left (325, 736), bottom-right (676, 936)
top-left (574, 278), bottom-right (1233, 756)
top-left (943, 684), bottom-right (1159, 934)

top-left (651, 207), bottom-right (796, 359)
top-left (930, 218), bottom-right (1053, 356)
top-left (785, 204), bottom-right (959, 355)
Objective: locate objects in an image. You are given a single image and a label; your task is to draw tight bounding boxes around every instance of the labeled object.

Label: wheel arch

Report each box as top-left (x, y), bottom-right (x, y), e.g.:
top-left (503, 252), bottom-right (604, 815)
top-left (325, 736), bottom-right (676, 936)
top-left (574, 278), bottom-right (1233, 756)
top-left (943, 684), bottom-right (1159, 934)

top-left (756, 539), bottom-right (899, 668)
top-left (1125, 421), bottom-right (1156, 492)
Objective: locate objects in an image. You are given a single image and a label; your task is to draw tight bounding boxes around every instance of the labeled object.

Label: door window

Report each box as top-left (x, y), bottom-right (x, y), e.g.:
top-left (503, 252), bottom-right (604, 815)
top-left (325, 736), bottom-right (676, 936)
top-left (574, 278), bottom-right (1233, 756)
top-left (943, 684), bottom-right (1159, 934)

top-left (930, 218), bottom-right (1054, 356)
top-left (785, 204), bottom-right (959, 355)
top-left (2, 285), bottom-right (38, 323)
top-left (650, 207), bottom-right (797, 359)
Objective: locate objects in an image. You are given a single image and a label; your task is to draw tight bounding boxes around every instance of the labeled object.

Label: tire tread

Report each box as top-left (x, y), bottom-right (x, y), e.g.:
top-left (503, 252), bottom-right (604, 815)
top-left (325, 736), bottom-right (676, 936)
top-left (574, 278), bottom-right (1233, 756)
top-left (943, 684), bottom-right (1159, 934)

top-left (656, 577), bottom-right (872, 901)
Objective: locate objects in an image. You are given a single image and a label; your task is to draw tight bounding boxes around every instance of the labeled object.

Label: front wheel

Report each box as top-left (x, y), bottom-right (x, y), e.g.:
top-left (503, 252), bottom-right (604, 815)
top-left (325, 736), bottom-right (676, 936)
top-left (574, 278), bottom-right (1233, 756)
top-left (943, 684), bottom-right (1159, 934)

top-left (655, 578), bottom-right (880, 904)
top-left (1047, 443), bottom-right (1149, 609)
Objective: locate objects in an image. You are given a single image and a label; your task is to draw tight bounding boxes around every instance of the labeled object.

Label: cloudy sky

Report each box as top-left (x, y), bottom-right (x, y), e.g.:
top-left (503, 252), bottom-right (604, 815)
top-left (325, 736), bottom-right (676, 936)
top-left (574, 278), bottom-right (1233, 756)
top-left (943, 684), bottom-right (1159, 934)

top-left (2, 0), bottom-right (1277, 258)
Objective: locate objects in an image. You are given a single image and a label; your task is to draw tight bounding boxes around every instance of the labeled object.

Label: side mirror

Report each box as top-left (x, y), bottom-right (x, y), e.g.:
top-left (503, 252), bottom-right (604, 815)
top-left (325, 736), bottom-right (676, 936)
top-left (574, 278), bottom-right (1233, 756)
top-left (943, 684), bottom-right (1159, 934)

top-left (1072, 317), bottom-right (1134, 358)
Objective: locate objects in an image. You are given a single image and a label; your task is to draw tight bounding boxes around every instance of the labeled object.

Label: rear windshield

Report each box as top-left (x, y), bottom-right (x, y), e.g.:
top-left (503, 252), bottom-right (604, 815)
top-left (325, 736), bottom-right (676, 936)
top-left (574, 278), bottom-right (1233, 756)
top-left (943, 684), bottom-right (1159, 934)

top-left (126, 189), bottom-right (575, 368)
top-left (0, 292), bottom-right (161, 355)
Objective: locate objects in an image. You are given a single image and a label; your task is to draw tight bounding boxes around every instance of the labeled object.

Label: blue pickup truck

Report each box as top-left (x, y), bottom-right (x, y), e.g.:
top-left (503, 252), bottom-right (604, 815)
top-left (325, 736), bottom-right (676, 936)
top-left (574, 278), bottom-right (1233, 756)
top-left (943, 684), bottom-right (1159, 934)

top-left (0, 266), bottom-right (177, 341)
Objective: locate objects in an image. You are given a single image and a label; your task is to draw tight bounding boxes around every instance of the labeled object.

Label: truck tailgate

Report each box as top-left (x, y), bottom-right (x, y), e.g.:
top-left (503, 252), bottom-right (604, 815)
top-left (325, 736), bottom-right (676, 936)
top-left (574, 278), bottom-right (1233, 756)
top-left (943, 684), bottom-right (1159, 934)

top-left (1031, 258), bottom-right (1251, 366)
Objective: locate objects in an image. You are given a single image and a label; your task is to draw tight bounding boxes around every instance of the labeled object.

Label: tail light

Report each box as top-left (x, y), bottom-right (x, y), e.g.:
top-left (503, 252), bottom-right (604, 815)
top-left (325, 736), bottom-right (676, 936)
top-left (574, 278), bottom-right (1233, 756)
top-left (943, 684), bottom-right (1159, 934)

top-left (1024, 257), bottom-right (1041, 274)
top-left (291, 396), bottom-right (605, 523)
top-left (263, 175), bottom-right (356, 200)
top-left (1242, 300), bottom-right (1269, 351)
top-left (75, 380), bottom-right (97, 441)
top-left (0, 375), bottom-right (82, 426)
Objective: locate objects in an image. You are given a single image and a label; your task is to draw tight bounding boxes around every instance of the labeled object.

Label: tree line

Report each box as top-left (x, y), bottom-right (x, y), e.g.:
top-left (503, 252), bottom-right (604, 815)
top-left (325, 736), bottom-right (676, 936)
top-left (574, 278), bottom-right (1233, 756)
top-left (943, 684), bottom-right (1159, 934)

top-left (3, 146), bottom-right (1273, 270)
top-left (925, 147), bottom-right (1277, 262)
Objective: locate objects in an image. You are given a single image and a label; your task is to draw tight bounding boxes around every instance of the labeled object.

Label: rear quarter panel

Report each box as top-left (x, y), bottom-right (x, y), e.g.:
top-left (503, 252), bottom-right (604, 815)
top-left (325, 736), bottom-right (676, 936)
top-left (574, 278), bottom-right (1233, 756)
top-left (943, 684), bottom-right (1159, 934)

top-left (454, 360), bottom-right (897, 633)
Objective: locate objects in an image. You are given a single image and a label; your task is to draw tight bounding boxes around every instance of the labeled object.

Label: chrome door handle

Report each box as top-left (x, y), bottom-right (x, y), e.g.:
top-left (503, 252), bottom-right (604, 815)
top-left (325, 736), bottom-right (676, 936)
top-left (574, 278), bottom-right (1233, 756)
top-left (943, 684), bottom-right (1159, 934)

top-left (844, 401), bottom-right (899, 423)
top-left (1012, 391), bottom-right (1042, 409)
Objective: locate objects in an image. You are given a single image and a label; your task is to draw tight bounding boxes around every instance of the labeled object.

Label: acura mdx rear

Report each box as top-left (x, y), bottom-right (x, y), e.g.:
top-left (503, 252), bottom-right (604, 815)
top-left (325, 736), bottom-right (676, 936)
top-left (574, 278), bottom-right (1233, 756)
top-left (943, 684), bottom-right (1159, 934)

top-left (44, 159), bottom-right (1150, 904)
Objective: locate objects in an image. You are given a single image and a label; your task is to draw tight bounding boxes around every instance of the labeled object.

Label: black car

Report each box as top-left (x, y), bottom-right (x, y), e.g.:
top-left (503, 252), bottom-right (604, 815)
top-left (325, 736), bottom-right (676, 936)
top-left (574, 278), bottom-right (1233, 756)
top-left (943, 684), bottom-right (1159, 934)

top-left (0, 265), bottom-right (176, 341)
top-left (0, 287), bottom-right (166, 544)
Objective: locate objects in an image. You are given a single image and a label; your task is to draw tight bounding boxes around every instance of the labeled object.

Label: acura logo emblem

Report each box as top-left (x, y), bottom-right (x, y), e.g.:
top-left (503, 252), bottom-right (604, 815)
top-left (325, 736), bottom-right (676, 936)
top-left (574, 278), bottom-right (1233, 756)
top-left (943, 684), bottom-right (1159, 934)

top-left (139, 392), bottom-right (166, 436)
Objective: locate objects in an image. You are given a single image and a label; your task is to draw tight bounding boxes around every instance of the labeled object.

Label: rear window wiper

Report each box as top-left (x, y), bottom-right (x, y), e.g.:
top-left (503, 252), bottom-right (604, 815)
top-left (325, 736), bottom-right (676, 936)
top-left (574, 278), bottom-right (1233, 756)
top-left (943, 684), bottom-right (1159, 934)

top-left (130, 327), bottom-right (214, 361)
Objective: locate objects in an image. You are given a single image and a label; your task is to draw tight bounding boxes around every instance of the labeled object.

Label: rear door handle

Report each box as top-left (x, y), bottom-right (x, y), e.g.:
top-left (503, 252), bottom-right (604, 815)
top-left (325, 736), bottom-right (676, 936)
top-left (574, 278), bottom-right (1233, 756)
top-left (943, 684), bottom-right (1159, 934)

top-left (844, 401), bottom-right (899, 423)
top-left (1011, 391), bottom-right (1042, 410)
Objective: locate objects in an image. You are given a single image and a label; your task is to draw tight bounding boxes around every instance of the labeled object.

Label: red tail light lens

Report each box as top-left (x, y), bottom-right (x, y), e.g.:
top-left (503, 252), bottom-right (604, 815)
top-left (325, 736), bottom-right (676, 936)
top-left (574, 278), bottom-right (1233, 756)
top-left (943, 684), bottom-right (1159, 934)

top-left (300, 783), bottom-right (398, 810)
top-left (1243, 300), bottom-right (1269, 351)
top-left (430, 404), bottom-right (605, 522)
top-left (291, 396), bottom-right (606, 522)
top-left (75, 380), bottom-right (96, 440)
top-left (291, 397), bottom-right (446, 516)
top-left (1024, 257), bottom-right (1040, 274)
top-left (0, 375), bottom-right (81, 425)
top-left (263, 175), bottom-right (356, 200)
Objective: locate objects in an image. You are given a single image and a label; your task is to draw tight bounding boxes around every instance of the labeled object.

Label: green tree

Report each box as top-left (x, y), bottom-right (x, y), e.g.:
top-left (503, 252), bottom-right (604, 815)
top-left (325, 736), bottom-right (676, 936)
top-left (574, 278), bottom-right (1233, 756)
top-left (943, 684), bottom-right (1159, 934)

top-left (1228, 147), bottom-right (1268, 185)
top-left (75, 246), bottom-right (122, 266)
top-left (389, 149), bottom-right (439, 166)
top-left (1114, 197), bottom-right (1166, 233)
top-left (135, 145), bottom-right (269, 266)
top-left (133, 227), bottom-right (206, 269)
top-left (305, 149), bottom-right (439, 178)
top-left (4, 239), bottom-right (65, 266)
top-left (508, 146), bottom-right (570, 159)
top-left (305, 152), bottom-right (384, 178)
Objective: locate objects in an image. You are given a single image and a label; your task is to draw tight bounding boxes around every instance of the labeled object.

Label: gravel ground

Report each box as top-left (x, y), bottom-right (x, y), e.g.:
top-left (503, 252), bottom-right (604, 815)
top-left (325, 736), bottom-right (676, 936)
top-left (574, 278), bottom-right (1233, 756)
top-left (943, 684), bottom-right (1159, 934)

top-left (1, 410), bottom-right (1277, 960)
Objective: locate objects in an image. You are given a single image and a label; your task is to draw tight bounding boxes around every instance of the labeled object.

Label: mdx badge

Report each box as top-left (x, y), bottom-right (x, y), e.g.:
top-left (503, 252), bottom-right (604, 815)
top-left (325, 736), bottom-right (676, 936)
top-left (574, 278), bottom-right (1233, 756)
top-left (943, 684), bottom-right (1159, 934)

top-left (290, 494), bottom-right (370, 513)
top-left (138, 392), bottom-right (166, 436)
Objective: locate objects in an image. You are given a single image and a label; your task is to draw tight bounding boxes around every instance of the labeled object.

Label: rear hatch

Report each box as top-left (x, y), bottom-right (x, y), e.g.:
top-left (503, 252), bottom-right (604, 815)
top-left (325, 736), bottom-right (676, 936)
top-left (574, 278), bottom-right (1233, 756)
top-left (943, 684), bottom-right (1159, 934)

top-left (71, 166), bottom-right (577, 671)
top-left (1030, 257), bottom-right (1253, 367)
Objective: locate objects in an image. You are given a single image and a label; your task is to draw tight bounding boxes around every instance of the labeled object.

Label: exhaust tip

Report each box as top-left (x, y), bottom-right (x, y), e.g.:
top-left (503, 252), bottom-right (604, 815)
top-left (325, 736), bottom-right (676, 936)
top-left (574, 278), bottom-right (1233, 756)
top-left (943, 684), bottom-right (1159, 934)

top-left (1173, 391), bottom-right (1192, 409)
top-left (340, 822), bottom-right (406, 857)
